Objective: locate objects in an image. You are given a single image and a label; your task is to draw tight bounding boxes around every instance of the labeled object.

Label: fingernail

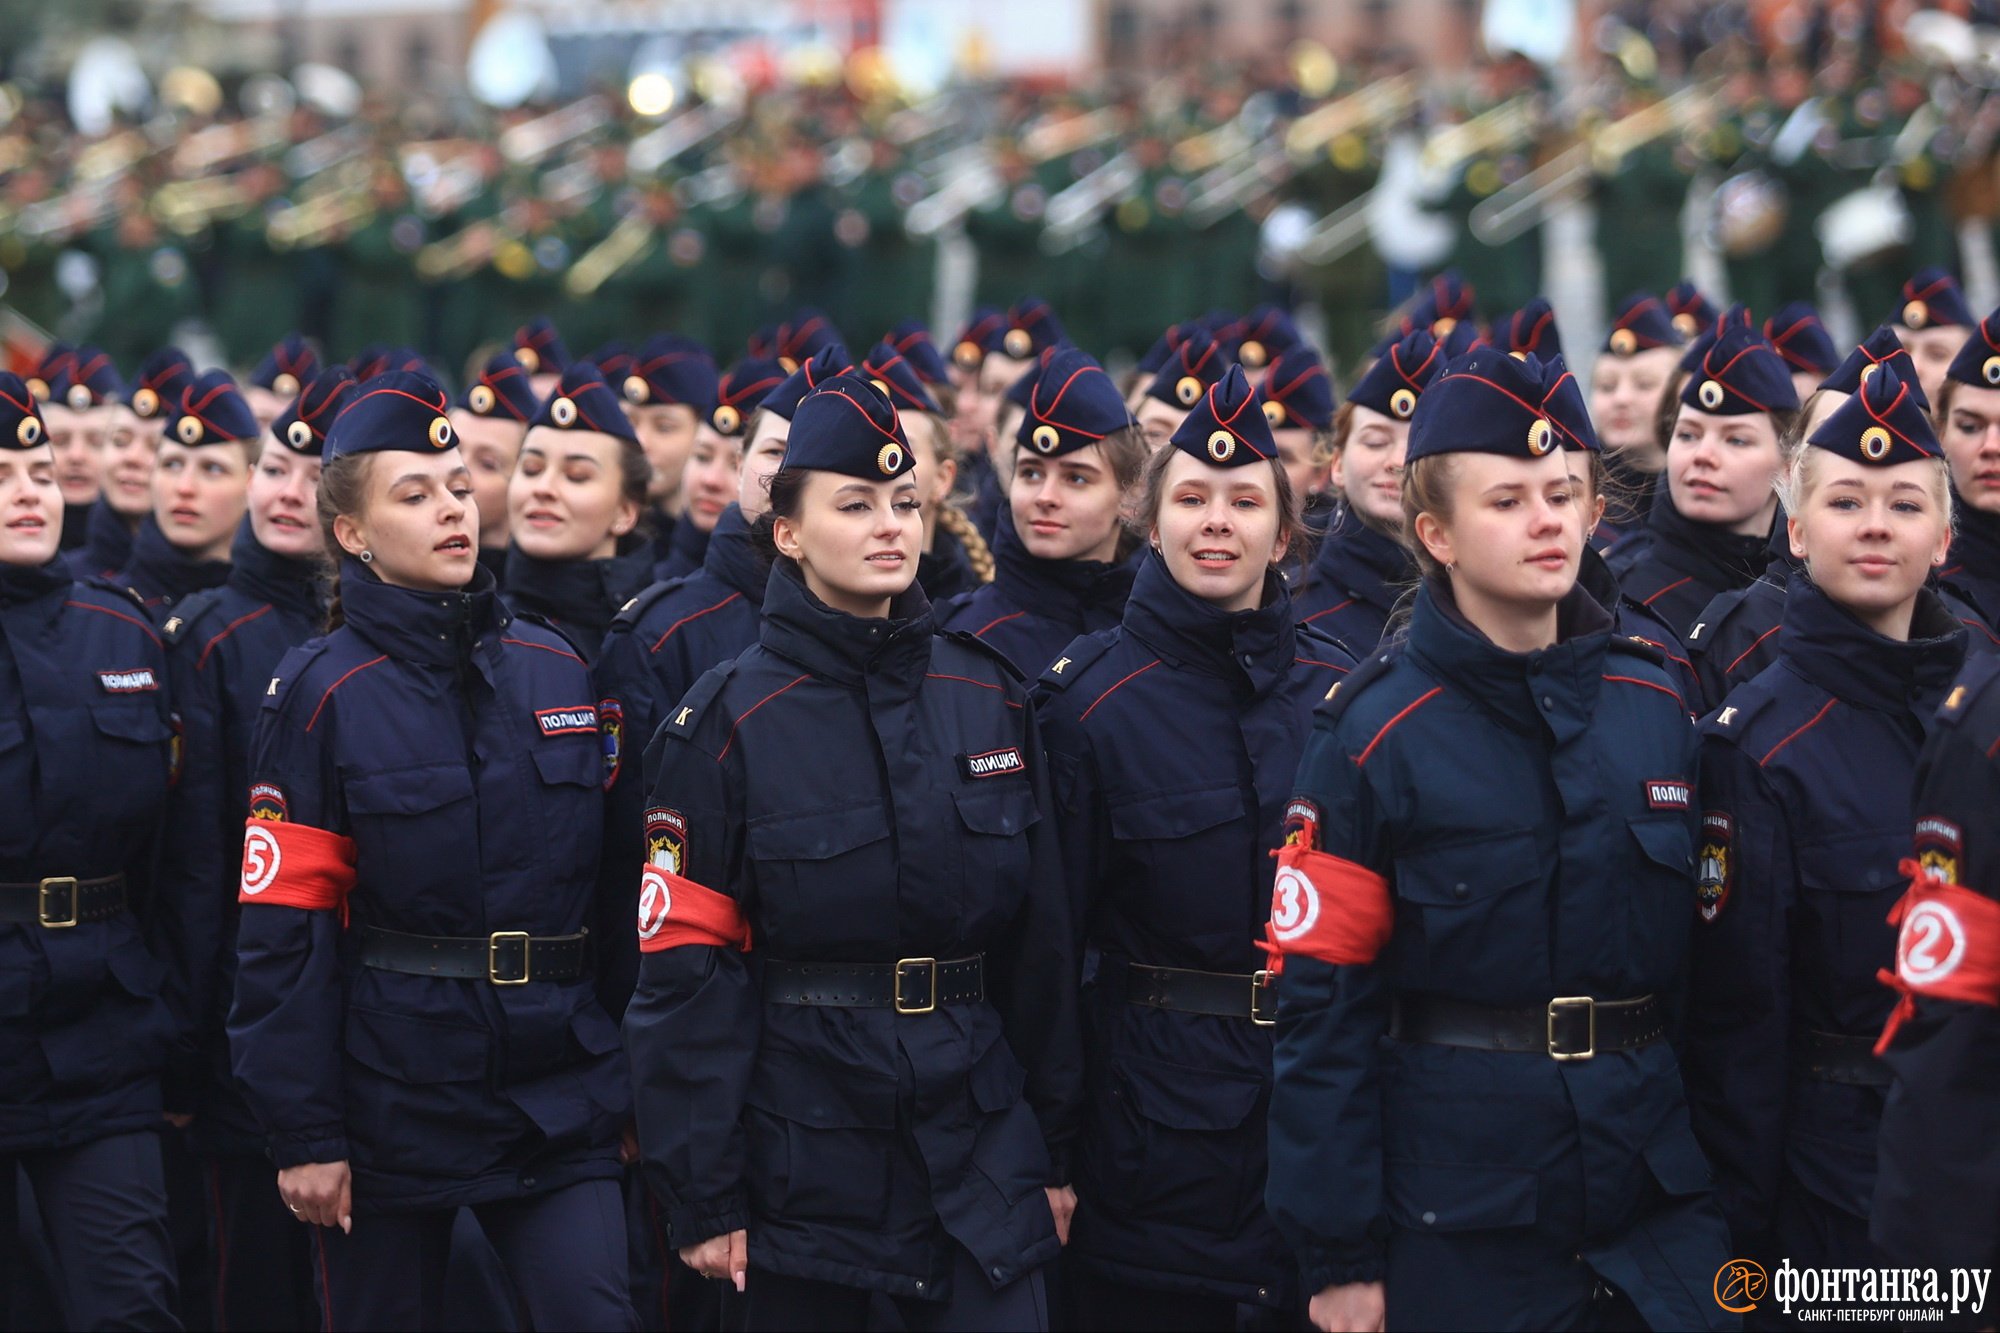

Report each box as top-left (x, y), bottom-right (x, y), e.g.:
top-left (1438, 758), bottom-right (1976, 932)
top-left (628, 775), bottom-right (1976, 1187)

top-left (734, 1272), bottom-right (745, 1292)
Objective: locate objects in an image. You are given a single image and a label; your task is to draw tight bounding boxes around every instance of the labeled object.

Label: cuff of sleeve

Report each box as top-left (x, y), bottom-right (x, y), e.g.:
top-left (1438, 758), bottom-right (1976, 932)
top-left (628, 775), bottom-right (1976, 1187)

top-left (1043, 1138), bottom-right (1071, 1189)
top-left (268, 1126), bottom-right (349, 1169)
top-left (668, 1191), bottom-right (749, 1248)
top-left (1297, 1238), bottom-right (1386, 1293)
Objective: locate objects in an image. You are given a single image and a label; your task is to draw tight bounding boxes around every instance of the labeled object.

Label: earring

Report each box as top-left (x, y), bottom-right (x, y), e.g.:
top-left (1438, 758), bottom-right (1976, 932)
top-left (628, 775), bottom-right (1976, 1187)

top-left (1445, 560), bottom-right (1457, 572)
top-left (359, 550), bottom-right (374, 564)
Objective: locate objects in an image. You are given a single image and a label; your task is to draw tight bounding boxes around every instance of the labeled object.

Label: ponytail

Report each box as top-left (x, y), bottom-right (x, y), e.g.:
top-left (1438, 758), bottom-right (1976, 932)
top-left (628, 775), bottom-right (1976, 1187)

top-left (315, 453), bottom-right (375, 633)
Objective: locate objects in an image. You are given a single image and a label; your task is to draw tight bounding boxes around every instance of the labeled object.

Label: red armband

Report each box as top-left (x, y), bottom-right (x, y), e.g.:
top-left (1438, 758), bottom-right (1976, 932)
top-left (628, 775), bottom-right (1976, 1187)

top-left (239, 819), bottom-right (357, 919)
top-left (1876, 859), bottom-right (2000, 1053)
top-left (637, 865), bottom-right (752, 953)
top-left (1256, 842), bottom-right (1394, 975)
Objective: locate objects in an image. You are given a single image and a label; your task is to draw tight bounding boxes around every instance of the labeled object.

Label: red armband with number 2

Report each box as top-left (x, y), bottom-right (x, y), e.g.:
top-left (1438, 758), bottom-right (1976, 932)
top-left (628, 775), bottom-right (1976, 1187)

top-left (1258, 842), bottom-right (1394, 975)
top-left (238, 819), bottom-right (357, 918)
top-left (637, 866), bottom-right (752, 953)
top-left (1876, 859), bottom-right (2000, 1053)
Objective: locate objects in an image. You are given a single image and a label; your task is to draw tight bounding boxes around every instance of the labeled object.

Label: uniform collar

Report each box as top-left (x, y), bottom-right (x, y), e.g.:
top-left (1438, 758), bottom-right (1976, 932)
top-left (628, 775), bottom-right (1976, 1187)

top-left (990, 510), bottom-right (1135, 630)
top-left (0, 554), bottom-right (74, 608)
top-left (703, 504), bottom-right (767, 603)
top-left (663, 509), bottom-right (711, 572)
top-left (226, 520), bottom-right (324, 620)
top-left (1307, 509), bottom-right (1415, 606)
top-left (503, 542), bottom-right (652, 640)
top-left (125, 513), bottom-right (232, 603)
top-left (1406, 575), bottom-right (1615, 734)
top-left (1644, 484), bottom-right (1775, 591)
top-left (339, 557), bottom-right (506, 667)
top-left (759, 561), bottom-right (933, 688)
top-left (1948, 494), bottom-right (2000, 599)
top-left (79, 498), bottom-right (136, 576)
top-left (1124, 551), bottom-right (1296, 697)
top-left (1779, 575), bottom-right (1966, 715)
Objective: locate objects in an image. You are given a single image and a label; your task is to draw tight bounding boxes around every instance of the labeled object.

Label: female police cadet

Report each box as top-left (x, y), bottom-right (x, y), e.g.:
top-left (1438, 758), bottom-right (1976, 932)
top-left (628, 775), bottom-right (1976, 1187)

top-left (0, 373), bottom-right (182, 1329)
top-left (1934, 308), bottom-right (2000, 627)
top-left (623, 375), bottom-right (1079, 1332)
top-left (1605, 322), bottom-right (1801, 638)
top-left (226, 371), bottom-right (634, 1330)
top-left (1255, 346), bottom-right (1337, 540)
top-left (449, 351), bottom-right (540, 581)
top-left (501, 363), bottom-right (655, 661)
top-left (118, 371), bottom-right (259, 618)
top-left (942, 348), bottom-right (1146, 676)
top-left (1033, 366), bottom-right (1351, 1330)
top-left (1265, 348), bottom-right (1732, 1333)
top-left (1291, 330), bottom-right (1440, 652)
top-left (70, 348), bottom-right (192, 582)
top-left (156, 367), bottom-right (353, 1333)
top-left (1588, 296), bottom-right (1683, 530)
top-left (622, 334), bottom-right (721, 580)
top-left (1683, 362), bottom-right (1966, 1276)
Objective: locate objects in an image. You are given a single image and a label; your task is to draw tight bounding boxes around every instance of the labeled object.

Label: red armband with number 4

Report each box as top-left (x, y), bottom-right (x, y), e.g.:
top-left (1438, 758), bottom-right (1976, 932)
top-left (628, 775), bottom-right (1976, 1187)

top-left (238, 819), bottom-right (357, 917)
top-left (637, 866), bottom-right (752, 953)
top-left (1258, 842), bottom-right (1394, 974)
top-left (1876, 859), bottom-right (2000, 1053)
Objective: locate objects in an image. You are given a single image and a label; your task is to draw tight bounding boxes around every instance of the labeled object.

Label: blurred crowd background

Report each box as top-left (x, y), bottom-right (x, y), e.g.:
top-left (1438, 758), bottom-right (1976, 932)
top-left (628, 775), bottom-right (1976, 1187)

top-left (4, 0), bottom-right (2000, 389)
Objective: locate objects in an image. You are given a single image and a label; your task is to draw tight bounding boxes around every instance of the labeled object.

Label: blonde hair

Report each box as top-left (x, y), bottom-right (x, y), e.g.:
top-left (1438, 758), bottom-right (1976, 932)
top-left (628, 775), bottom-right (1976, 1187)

top-left (1776, 443), bottom-right (1955, 532)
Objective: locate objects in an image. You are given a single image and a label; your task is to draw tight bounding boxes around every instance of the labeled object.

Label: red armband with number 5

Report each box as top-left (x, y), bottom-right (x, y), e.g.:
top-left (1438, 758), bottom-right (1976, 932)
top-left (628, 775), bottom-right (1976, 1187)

top-left (238, 819), bottom-right (357, 917)
top-left (1258, 842), bottom-right (1394, 974)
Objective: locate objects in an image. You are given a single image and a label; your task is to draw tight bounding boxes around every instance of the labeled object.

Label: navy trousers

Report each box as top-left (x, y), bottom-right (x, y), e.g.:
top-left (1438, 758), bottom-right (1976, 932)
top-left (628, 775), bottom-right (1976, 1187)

top-left (0, 1131), bottom-right (181, 1331)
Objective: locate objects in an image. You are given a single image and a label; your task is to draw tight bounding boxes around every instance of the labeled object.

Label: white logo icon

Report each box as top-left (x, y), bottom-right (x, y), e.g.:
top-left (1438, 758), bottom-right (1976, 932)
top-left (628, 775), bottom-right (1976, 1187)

top-left (242, 826), bottom-right (282, 896)
top-left (637, 867), bottom-right (673, 940)
top-left (1899, 900), bottom-right (1967, 987)
top-left (1271, 866), bottom-right (1321, 943)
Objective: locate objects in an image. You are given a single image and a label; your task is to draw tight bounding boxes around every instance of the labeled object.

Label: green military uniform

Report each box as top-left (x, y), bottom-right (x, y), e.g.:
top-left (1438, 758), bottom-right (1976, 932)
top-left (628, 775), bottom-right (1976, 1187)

top-left (1101, 162), bottom-right (1199, 357)
top-left (1718, 96), bottom-right (1855, 319)
top-left (692, 186), bottom-right (767, 358)
top-left (329, 208), bottom-right (424, 363)
top-left (965, 162), bottom-right (1050, 313)
top-left (1435, 145), bottom-right (1542, 317)
top-left (1291, 120), bottom-right (1386, 372)
top-left (1593, 117), bottom-right (1695, 311)
top-left (834, 161), bottom-right (932, 344)
top-left (210, 205), bottom-right (301, 370)
top-left (0, 226), bottom-right (66, 336)
top-left (86, 218), bottom-right (197, 369)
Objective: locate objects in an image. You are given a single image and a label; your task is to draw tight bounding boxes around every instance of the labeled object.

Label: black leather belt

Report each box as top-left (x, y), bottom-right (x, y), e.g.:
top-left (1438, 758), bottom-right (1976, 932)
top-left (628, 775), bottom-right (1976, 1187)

top-left (1791, 1027), bottom-right (1890, 1088)
top-left (0, 875), bottom-right (127, 927)
top-left (1390, 993), bottom-right (1665, 1061)
top-left (358, 925), bottom-right (589, 985)
top-left (1119, 960), bottom-right (1277, 1026)
top-left (762, 956), bottom-right (983, 1012)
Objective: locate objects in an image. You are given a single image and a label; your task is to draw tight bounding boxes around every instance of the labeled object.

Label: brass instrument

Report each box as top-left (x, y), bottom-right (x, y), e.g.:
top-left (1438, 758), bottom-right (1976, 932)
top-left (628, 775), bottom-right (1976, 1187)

top-left (171, 117), bottom-right (287, 176)
top-left (152, 174), bottom-right (258, 236)
top-left (628, 103), bottom-right (740, 176)
top-left (1470, 84), bottom-right (1714, 246)
top-left (1020, 109), bottom-right (1120, 164)
top-left (904, 145), bottom-right (1002, 238)
top-left (1418, 95), bottom-right (1541, 178)
top-left (1041, 151), bottom-right (1140, 254)
top-left (267, 189), bottom-right (376, 250)
top-left (499, 96), bottom-right (612, 166)
top-left (1283, 74), bottom-right (1419, 164)
top-left (563, 212), bottom-right (652, 299)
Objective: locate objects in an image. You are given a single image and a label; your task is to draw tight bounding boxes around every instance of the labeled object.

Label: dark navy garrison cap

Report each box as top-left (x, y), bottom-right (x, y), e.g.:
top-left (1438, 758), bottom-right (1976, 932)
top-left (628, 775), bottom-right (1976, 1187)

top-left (1679, 303), bottom-right (1756, 373)
top-left (1807, 361), bottom-right (1939, 466)
top-left (1438, 319), bottom-right (1486, 359)
top-left (1234, 305), bottom-right (1303, 370)
top-left (0, 372), bottom-right (48, 450)
top-left (26, 344), bottom-right (72, 402)
top-left (1407, 348), bottom-right (1558, 464)
top-left (887, 322), bottom-right (951, 385)
top-left (1257, 347), bottom-right (1336, 432)
top-left (1169, 365), bottom-right (1277, 468)
top-left (1898, 268), bottom-right (1975, 331)
top-left (324, 371), bottom-right (458, 462)
top-left (1137, 323), bottom-right (1199, 376)
top-left (764, 345), bottom-right (854, 422)
top-left (532, 364), bottom-right (640, 443)
top-left (1403, 270), bottom-right (1477, 337)
top-left (776, 310), bottom-right (842, 372)
top-left (996, 296), bottom-right (1067, 360)
top-left (711, 359), bottom-right (789, 437)
top-left (860, 344), bottom-right (941, 414)
top-left (51, 345), bottom-right (124, 412)
top-left (785, 375), bottom-right (916, 480)
top-left (171, 371), bottom-right (259, 447)
top-left (1348, 329), bottom-right (1443, 421)
top-left (1603, 293), bottom-right (1680, 356)
top-left (585, 341), bottom-right (636, 386)
top-left (1946, 307), bottom-right (2000, 389)
top-left (746, 324), bottom-right (780, 361)
top-left (624, 334), bottom-right (719, 414)
top-left (1539, 356), bottom-right (1599, 453)
top-left (1665, 281), bottom-right (1717, 340)
top-left (1824, 325), bottom-right (1929, 408)
top-left (1681, 324), bottom-right (1800, 416)
top-left (1018, 348), bottom-right (1135, 459)
top-left (350, 346), bottom-right (430, 382)
top-left (251, 334), bottom-right (320, 399)
top-left (126, 347), bottom-right (195, 422)
top-left (1765, 303), bottom-right (1838, 377)
top-left (1498, 299), bottom-right (1562, 362)
top-left (457, 352), bottom-right (539, 423)
top-left (1005, 349), bottom-right (1051, 410)
top-left (511, 316), bottom-right (570, 376)
top-left (1144, 330), bottom-right (1227, 409)
top-left (952, 307), bottom-right (1004, 370)
top-left (272, 367), bottom-right (357, 457)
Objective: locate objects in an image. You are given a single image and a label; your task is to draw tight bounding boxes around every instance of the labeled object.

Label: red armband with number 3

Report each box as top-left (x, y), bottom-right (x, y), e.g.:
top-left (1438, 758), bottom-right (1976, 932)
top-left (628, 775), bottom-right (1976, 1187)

top-left (238, 819), bottom-right (358, 917)
top-left (1877, 859), bottom-right (2000, 1053)
top-left (637, 866), bottom-right (752, 953)
top-left (1258, 842), bottom-right (1394, 975)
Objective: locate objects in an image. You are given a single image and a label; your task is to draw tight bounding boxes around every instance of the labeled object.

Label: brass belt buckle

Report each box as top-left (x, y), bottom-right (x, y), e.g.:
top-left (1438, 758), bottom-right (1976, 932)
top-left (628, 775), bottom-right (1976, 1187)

top-left (1250, 970), bottom-right (1277, 1027)
top-left (894, 958), bottom-right (938, 1014)
top-left (1547, 996), bottom-right (1596, 1060)
top-left (38, 877), bottom-right (79, 929)
top-left (489, 931), bottom-right (532, 985)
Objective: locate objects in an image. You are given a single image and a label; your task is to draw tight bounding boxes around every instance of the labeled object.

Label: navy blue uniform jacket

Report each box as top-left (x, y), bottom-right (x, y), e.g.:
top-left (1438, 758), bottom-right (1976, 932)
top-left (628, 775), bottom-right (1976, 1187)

top-left (941, 513), bottom-right (1133, 677)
